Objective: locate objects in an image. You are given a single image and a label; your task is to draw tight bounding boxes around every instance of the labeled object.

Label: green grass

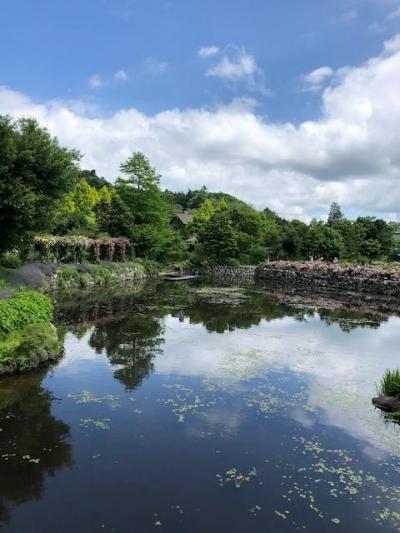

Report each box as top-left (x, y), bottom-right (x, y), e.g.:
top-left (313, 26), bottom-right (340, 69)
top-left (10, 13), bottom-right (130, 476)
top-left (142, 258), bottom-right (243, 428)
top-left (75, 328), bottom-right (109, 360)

top-left (378, 369), bottom-right (400, 397)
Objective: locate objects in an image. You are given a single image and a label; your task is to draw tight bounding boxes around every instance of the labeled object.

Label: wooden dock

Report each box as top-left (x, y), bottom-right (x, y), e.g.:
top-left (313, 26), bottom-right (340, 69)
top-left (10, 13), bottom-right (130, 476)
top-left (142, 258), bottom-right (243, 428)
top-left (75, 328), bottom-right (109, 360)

top-left (162, 274), bottom-right (200, 281)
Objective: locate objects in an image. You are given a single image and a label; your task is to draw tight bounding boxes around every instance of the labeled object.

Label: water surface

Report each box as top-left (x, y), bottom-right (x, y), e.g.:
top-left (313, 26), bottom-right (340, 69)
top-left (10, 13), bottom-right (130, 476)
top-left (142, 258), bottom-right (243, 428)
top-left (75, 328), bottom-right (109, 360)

top-left (1, 282), bottom-right (400, 532)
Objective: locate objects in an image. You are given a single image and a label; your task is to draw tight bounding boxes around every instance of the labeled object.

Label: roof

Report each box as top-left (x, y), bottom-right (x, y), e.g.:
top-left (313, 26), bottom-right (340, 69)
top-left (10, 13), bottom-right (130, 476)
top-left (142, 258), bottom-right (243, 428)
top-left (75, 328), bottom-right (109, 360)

top-left (174, 212), bottom-right (193, 225)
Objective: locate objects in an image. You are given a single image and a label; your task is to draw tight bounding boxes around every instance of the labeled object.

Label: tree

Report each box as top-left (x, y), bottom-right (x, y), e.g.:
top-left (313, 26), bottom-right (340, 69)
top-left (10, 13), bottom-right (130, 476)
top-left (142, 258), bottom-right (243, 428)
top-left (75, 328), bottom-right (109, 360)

top-left (327, 202), bottom-right (344, 226)
top-left (354, 217), bottom-right (393, 259)
top-left (119, 152), bottom-right (160, 191)
top-left (116, 152), bottom-right (174, 259)
top-left (0, 115), bottom-right (80, 252)
top-left (198, 210), bottom-right (238, 264)
top-left (53, 179), bottom-right (112, 235)
top-left (308, 221), bottom-right (344, 260)
top-left (80, 169), bottom-right (111, 190)
top-left (95, 193), bottom-right (134, 238)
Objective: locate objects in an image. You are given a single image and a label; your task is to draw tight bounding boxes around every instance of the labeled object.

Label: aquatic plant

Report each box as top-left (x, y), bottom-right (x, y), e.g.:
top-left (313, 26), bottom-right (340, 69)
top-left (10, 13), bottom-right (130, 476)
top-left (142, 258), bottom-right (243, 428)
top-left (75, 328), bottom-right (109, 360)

top-left (378, 369), bottom-right (400, 397)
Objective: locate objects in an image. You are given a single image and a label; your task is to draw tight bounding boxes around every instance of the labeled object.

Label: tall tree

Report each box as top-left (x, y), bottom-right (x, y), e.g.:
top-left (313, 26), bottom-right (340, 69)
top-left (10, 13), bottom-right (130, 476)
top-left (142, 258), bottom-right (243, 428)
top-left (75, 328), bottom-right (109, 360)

top-left (119, 152), bottom-right (160, 191)
top-left (0, 115), bottom-right (80, 252)
top-left (327, 202), bottom-right (344, 226)
top-left (198, 210), bottom-right (238, 264)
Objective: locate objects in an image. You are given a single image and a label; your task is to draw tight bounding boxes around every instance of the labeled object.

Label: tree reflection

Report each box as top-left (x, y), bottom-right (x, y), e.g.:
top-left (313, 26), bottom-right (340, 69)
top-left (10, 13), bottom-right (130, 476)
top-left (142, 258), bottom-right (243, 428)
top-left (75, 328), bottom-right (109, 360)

top-left (179, 287), bottom-right (384, 334)
top-left (56, 282), bottom-right (389, 396)
top-left (0, 370), bottom-right (72, 525)
top-left (89, 312), bottom-right (165, 390)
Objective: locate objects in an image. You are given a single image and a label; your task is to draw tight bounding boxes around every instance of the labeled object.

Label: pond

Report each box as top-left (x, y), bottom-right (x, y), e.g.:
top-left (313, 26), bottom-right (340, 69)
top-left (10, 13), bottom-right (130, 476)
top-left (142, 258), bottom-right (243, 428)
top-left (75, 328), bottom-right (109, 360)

top-left (1, 282), bottom-right (400, 532)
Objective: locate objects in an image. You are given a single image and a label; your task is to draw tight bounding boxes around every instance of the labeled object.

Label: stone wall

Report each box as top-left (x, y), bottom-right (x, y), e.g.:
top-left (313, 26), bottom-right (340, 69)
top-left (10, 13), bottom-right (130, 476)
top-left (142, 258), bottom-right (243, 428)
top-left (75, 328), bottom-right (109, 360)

top-left (255, 262), bottom-right (400, 297)
top-left (207, 265), bottom-right (257, 282)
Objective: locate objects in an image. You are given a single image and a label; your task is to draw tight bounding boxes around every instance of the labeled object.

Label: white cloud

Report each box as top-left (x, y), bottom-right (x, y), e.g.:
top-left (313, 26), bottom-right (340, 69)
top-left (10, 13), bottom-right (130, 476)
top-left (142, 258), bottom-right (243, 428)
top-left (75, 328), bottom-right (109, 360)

top-left (1, 35), bottom-right (400, 220)
top-left (114, 69), bottom-right (128, 81)
top-left (387, 6), bottom-right (400, 20)
top-left (206, 47), bottom-right (259, 81)
top-left (198, 46), bottom-right (219, 58)
top-left (206, 46), bottom-right (271, 96)
top-left (302, 66), bottom-right (334, 92)
top-left (88, 74), bottom-right (103, 88)
top-left (89, 74), bottom-right (104, 89)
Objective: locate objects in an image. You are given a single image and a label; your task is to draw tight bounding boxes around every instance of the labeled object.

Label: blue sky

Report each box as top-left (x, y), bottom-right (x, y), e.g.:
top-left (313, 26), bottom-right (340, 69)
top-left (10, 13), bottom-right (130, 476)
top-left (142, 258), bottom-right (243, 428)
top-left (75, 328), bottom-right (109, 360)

top-left (1, 0), bottom-right (398, 120)
top-left (1, 0), bottom-right (400, 219)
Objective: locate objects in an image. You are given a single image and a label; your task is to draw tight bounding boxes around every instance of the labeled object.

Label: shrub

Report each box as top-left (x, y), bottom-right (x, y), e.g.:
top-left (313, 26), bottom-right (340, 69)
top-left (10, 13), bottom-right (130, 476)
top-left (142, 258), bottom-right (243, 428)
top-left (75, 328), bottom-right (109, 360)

top-left (379, 369), bottom-right (400, 397)
top-left (0, 322), bottom-right (61, 373)
top-left (0, 255), bottom-right (23, 269)
top-left (0, 291), bottom-right (53, 336)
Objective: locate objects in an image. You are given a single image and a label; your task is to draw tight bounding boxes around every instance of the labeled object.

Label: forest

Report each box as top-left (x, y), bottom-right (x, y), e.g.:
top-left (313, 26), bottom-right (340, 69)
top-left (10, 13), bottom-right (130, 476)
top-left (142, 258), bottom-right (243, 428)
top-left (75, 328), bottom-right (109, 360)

top-left (1, 114), bottom-right (399, 268)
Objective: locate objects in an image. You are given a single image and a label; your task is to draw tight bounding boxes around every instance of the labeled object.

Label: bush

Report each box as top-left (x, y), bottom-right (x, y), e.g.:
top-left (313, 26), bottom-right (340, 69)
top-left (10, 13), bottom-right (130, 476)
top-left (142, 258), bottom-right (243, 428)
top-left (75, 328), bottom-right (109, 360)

top-left (0, 291), bottom-right (53, 336)
top-left (0, 322), bottom-right (61, 374)
top-left (0, 255), bottom-right (23, 269)
top-left (379, 369), bottom-right (400, 397)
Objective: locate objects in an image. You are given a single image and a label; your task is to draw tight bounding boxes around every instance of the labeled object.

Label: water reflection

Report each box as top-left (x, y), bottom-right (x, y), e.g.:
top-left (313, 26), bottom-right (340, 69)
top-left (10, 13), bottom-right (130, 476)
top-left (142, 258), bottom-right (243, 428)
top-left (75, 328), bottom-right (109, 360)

top-left (0, 370), bottom-right (72, 525)
top-left (1, 282), bottom-right (400, 531)
top-left (89, 313), bottom-right (165, 390)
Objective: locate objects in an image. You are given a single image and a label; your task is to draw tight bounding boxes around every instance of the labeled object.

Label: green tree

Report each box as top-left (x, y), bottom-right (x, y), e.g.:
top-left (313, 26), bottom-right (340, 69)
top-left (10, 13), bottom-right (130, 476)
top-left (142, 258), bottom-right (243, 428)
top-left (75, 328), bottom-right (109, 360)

top-left (116, 152), bottom-right (174, 260)
top-left (95, 193), bottom-right (134, 238)
top-left (327, 202), bottom-right (344, 226)
top-left (198, 210), bottom-right (238, 264)
top-left (0, 116), bottom-right (80, 252)
top-left (119, 152), bottom-right (160, 191)
top-left (308, 221), bottom-right (344, 260)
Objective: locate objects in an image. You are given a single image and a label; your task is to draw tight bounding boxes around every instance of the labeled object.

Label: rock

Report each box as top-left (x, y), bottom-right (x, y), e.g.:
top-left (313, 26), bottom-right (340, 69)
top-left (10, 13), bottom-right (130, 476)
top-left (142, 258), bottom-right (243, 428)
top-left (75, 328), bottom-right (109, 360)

top-left (372, 395), bottom-right (400, 412)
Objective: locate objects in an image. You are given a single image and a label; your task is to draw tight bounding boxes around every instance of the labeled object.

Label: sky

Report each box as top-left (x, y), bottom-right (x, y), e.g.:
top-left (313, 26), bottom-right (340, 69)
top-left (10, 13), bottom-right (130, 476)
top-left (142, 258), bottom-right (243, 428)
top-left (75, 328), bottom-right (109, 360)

top-left (0, 0), bottom-right (400, 220)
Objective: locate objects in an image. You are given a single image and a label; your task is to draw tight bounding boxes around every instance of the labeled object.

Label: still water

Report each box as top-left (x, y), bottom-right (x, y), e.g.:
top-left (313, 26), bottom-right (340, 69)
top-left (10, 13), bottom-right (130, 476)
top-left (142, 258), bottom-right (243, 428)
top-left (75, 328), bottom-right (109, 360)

top-left (1, 282), bottom-right (400, 532)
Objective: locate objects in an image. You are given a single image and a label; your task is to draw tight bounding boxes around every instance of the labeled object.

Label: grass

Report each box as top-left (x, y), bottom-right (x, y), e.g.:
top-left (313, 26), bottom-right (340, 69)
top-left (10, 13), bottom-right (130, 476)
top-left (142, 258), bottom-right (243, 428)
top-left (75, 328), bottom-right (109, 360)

top-left (378, 369), bottom-right (400, 397)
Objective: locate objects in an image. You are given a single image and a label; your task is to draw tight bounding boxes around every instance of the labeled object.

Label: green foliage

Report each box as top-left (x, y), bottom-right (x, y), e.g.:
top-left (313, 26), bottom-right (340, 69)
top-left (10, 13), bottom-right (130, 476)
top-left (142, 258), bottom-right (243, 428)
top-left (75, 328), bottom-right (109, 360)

top-left (119, 152), bottom-right (160, 190)
top-left (80, 169), bottom-right (111, 190)
top-left (95, 193), bottom-right (134, 238)
top-left (0, 291), bottom-right (53, 336)
top-left (54, 261), bottom-right (155, 290)
top-left (327, 202), bottom-right (344, 226)
top-left (308, 221), bottom-right (344, 260)
top-left (198, 209), bottom-right (239, 265)
top-left (0, 111), bottom-right (396, 267)
top-left (0, 322), bottom-right (61, 373)
top-left (0, 115), bottom-right (80, 253)
top-left (379, 369), bottom-right (400, 397)
top-left (0, 254), bottom-right (23, 269)
top-left (54, 179), bottom-right (112, 235)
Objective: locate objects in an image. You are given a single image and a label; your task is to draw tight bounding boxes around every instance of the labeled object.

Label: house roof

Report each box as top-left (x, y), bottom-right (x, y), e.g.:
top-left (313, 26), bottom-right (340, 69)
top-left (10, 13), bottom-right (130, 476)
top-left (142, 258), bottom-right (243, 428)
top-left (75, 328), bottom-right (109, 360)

top-left (174, 212), bottom-right (193, 225)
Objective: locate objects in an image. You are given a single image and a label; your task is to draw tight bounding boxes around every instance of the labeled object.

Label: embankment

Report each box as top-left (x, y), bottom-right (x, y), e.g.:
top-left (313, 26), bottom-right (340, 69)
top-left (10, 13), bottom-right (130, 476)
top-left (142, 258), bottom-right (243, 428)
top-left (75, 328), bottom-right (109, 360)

top-left (255, 261), bottom-right (400, 297)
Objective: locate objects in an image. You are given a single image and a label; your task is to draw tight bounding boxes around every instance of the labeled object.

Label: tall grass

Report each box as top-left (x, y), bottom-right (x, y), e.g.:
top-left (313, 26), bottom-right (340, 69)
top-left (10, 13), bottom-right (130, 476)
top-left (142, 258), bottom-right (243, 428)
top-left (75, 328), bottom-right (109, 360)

top-left (379, 369), bottom-right (400, 397)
